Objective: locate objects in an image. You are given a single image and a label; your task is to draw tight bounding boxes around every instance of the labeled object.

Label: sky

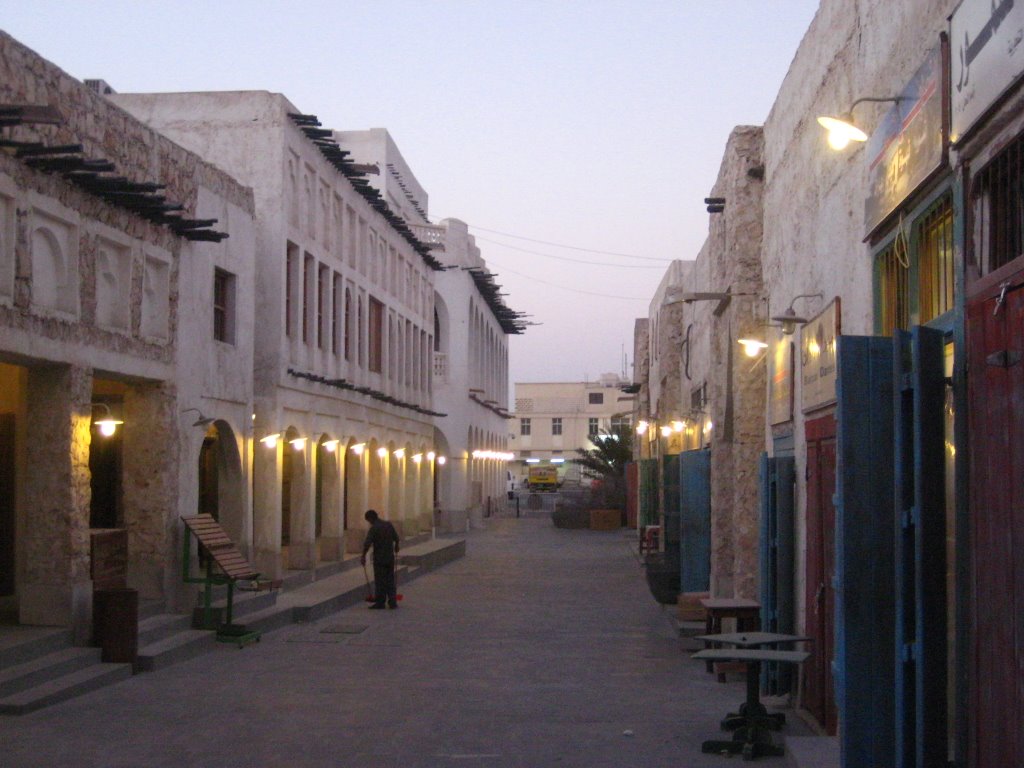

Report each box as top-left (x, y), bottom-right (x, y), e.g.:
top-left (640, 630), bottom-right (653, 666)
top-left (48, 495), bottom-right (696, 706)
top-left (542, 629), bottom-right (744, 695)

top-left (2, 0), bottom-right (821, 387)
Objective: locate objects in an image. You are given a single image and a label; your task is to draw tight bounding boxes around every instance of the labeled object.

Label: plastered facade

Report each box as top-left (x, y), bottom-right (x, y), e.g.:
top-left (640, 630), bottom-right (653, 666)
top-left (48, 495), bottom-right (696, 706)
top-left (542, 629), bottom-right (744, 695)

top-left (0, 31), bottom-right (256, 636)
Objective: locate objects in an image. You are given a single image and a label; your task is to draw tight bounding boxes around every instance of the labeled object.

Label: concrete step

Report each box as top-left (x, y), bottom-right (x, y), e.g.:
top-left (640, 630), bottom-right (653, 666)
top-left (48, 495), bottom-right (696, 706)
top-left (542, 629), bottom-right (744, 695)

top-left (138, 599), bottom-right (166, 621)
top-left (135, 629), bottom-right (216, 673)
top-left (399, 537), bottom-right (466, 570)
top-left (138, 613), bottom-right (193, 647)
top-left (0, 646), bottom-right (103, 698)
top-left (0, 662), bottom-right (132, 715)
top-left (0, 626), bottom-right (74, 669)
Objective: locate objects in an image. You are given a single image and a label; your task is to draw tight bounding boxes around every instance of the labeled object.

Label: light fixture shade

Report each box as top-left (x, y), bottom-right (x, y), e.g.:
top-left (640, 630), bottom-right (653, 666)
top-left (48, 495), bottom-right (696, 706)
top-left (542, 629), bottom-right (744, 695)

top-left (260, 433), bottom-right (280, 448)
top-left (95, 419), bottom-right (122, 437)
top-left (817, 115), bottom-right (868, 149)
top-left (322, 439), bottom-right (339, 452)
top-left (738, 338), bottom-right (769, 357)
top-left (376, 447), bottom-right (388, 458)
top-left (351, 442), bottom-right (366, 454)
top-left (770, 307), bottom-right (808, 335)
top-left (437, 455), bottom-right (447, 465)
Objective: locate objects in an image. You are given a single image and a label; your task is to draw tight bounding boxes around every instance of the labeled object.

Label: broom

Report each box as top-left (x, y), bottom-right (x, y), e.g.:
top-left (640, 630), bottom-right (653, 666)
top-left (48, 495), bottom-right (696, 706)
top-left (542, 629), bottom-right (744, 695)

top-left (362, 561), bottom-right (404, 603)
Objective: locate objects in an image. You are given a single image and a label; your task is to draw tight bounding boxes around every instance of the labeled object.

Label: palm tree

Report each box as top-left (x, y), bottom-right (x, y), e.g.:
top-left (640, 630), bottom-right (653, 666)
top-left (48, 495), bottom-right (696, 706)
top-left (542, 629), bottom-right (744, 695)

top-left (572, 426), bottom-right (633, 509)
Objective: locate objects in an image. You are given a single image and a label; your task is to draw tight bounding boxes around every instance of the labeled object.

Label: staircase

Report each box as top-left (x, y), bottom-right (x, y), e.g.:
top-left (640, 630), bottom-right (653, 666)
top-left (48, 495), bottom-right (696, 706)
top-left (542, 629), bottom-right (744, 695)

top-left (0, 535), bottom-right (465, 715)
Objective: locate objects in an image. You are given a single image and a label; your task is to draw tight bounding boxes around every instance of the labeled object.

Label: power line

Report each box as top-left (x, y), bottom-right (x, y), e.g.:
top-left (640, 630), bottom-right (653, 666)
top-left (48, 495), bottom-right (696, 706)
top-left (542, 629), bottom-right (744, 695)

top-left (476, 236), bottom-right (666, 268)
top-left (432, 218), bottom-right (674, 262)
top-left (484, 259), bottom-right (652, 301)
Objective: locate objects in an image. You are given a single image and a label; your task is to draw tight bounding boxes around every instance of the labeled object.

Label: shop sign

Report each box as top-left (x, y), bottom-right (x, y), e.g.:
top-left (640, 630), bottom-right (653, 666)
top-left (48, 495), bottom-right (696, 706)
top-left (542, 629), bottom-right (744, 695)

top-left (951, 0), bottom-right (1024, 142)
top-left (768, 328), bottom-right (794, 425)
top-left (865, 46), bottom-right (945, 235)
top-left (801, 298), bottom-right (841, 413)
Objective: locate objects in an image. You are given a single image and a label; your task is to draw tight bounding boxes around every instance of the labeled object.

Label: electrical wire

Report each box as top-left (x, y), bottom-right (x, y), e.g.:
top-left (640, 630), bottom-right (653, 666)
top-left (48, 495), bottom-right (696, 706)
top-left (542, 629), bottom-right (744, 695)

top-left (484, 259), bottom-right (653, 301)
top-left (475, 236), bottom-right (666, 268)
top-left (431, 218), bottom-right (673, 261)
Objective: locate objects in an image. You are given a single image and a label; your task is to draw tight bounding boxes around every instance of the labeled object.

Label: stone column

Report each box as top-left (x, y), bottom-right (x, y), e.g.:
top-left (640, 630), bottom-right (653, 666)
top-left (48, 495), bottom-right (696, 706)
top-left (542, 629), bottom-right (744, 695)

top-left (252, 428), bottom-right (282, 578)
top-left (121, 384), bottom-right (179, 602)
top-left (20, 365), bottom-right (93, 641)
top-left (287, 441), bottom-right (315, 570)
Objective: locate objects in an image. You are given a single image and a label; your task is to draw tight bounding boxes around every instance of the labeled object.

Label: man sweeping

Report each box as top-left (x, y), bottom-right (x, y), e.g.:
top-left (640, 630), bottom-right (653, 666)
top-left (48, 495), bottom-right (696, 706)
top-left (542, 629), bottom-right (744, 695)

top-left (360, 509), bottom-right (400, 609)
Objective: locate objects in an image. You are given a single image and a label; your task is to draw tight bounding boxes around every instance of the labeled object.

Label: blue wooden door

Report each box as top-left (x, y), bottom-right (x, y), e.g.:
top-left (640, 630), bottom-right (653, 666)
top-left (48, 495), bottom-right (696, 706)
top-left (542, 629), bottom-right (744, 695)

top-left (759, 452), bottom-right (795, 694)
top-left (893, 327), bottom-right (947, 768)
top-left (679, 448), bottom-right (711, 592)
top-left (835, 335), bottom-right (896, 768)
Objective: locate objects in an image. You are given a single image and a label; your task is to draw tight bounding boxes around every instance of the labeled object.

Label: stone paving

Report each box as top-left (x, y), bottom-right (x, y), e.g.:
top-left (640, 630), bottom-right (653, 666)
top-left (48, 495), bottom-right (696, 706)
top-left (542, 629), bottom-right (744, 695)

top-left (2, 516), bottom-right (822, 767)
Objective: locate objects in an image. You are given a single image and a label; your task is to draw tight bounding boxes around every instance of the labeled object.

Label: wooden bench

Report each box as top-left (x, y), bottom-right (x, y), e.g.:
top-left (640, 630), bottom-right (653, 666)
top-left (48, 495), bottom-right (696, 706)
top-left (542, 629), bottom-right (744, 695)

top-left (181, 514), bottom-right (279, 646)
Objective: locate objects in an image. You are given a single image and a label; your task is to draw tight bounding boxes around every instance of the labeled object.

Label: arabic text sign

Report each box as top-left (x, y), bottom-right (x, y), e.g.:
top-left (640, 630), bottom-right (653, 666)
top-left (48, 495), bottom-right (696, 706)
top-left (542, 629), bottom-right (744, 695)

top-left (865, 47), bottom-right (944, 234)
top-left (801, 299), bottom-right (840, 414)
top-left (951, 0), bottom-right (1024, 142)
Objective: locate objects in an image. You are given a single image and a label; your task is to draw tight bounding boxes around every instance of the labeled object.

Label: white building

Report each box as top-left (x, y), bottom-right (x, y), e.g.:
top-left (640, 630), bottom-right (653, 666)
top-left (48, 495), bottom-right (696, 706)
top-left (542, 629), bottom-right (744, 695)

top-left (331, 132), bottom-right (524, 530)
top-left (511, 376), bottom-right (634, 487)
top-left (113, 92), bottom-right (443, 578)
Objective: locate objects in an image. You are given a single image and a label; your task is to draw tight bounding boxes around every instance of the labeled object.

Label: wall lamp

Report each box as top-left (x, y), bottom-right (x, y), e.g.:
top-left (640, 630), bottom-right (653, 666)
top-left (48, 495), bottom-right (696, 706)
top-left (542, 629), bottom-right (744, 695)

top-left (817, 96), bottom-right (905, 150)
top-left (290, 437), bottom-right (307, 451)
top-left (737, 338), bottom-right (770, 357)
top-left (437, 456), bottom-right (447, 465)
top-left (412, 453), bottom-right (423, 463)
top-left (351, 442), bottom-right (366, 455)
top-left (663, 289), bottom-right (754, 317)
top-left (771, 292), bottom-right (824, 335)
top-left (92, 402), bottom-right (123, 437)
top-left (260, 433), bottom-right (281, 448)
top-left (376, 446), bottom-right (388, 458)
top-left (322, 439), bottom-right (339, 452)
top-left (181, 407), bottom-right (214, 427)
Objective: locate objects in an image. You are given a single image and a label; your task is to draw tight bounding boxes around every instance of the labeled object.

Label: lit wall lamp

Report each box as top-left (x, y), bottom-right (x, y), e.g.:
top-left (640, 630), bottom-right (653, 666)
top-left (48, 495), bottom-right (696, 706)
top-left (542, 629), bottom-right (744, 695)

top-left (737, 338), bottom-right (769, 357)
top-left (412, 453), bottom-right (423, 463)
top-left (92, 403), bottom-right (123, 437)
top-left (182, 407), bottom-right (214, 427)
top-left (290, 437), bottom-right (307, 451)
top-left (437, 455), bottom-right (447, 465)
top-left (260, 433), bottom-right (281, 448)
top-left (376, 446), bottom-right (388, 458)
top-left (817, 96), bottom-right (905, 150)
top-left (351, 442), bottom-right (366, 455)
top-left (426, 451), bottom-right (436, 461)
top-left (771, 292), bottom-right (824, 335)
top-left (659, 425), bottom-right (673, 438)
top-left (322, 439), bottom-right (339, 452)
top-left (636, 420), bottom-right (649, 435)
top-left (393, 448), bottom-right (405, 459)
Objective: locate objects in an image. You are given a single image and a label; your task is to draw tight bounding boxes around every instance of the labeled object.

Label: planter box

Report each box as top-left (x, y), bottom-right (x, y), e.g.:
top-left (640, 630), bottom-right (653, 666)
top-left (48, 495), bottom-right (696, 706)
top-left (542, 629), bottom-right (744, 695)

top-left (644, 553), bottom-right (680, 605)
top-left (589, 509), bottom-right (621, 530)
top-left (552, 507), bottom-right (590, 529)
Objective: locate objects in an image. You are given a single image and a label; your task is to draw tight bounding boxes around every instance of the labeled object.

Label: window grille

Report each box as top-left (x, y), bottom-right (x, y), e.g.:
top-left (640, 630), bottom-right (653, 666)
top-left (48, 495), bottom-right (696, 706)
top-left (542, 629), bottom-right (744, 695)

top-left (971, 132), bottom-right (1024, 274)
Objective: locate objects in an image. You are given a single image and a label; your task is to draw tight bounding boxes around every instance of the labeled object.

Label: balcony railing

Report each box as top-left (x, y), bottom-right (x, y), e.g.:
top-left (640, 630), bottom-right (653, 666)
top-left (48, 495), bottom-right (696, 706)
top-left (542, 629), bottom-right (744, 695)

top-left (410, 223), bottom-right (446, 251)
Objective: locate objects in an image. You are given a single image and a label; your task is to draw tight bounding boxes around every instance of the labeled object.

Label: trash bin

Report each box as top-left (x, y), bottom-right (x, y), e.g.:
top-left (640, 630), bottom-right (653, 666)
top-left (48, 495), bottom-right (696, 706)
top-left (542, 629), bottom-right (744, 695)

top-left (93, 587), bottom-right (138, 664)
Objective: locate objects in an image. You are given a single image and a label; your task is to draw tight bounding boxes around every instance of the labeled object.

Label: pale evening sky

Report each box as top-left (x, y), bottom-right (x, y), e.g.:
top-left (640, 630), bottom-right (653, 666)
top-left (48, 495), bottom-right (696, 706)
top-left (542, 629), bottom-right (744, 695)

top-left (2, 1), bottom-right (820, 388)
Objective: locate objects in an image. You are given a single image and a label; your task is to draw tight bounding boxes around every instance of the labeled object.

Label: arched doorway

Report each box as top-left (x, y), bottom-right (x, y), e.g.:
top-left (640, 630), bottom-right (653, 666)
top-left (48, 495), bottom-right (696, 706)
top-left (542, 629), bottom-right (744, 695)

top-left (196, 420), bottom-right (246, 551)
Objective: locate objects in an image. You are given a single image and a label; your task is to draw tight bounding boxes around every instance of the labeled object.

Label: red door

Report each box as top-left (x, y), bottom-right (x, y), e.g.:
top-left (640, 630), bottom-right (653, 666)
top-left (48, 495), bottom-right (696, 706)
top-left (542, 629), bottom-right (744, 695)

top-left (804, 413), bottom-right (838, 734)
top-left (966, 273), bottom-right (1024, 768)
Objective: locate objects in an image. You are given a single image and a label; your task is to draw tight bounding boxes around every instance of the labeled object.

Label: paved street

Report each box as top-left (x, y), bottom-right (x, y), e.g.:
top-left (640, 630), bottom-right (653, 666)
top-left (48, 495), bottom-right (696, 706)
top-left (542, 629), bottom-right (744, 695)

top-left (3, 517), bottom-right (816, 767)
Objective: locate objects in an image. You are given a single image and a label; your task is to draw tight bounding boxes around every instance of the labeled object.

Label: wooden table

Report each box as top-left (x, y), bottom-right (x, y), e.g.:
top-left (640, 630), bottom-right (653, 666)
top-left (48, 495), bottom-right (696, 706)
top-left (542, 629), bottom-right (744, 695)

top-left (693, 648), bottom-right (810, 760)
top-left (699, 598), bottom-right (761, 677)
top-left (694, 632), bottom-right (811, 729)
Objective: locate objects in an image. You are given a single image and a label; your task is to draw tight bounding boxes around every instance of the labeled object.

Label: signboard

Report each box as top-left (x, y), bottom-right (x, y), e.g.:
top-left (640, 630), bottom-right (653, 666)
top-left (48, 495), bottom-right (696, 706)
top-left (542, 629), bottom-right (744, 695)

top-left (865, 46), bottom-right (945, 235)
top-left (951, 0), bottom-right (1024, 142)
top-left (768, 329), bottom-right (794, 425)
top-left (801, 298), bottom-right (841, 413)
